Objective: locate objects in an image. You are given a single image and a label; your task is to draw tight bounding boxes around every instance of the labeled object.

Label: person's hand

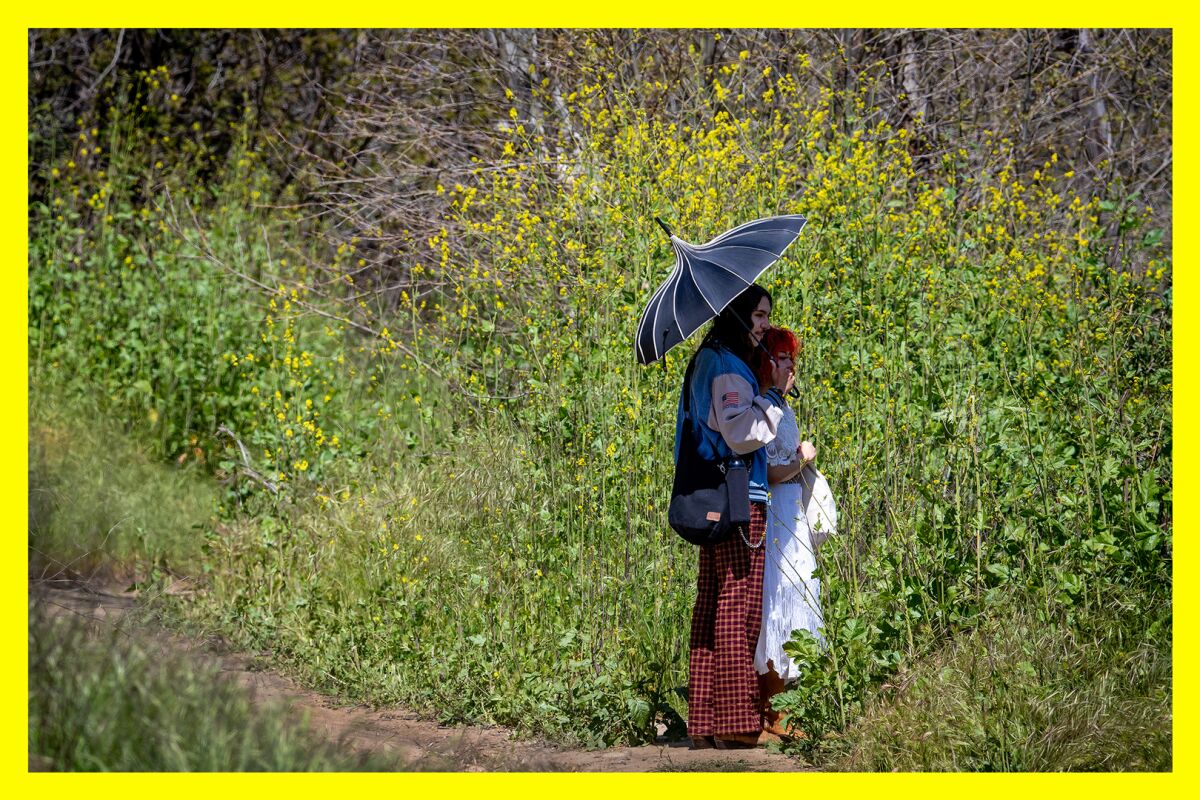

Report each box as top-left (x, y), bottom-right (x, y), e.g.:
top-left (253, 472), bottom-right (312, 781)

top-left (798, 440), bottom-right (817, 462)
top-left (771, 360), bottom-right (794, 394)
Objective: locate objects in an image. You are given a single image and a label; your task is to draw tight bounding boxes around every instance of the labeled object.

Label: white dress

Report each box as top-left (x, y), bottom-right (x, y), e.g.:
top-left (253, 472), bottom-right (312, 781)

top-left (754, 406), bottom-right (838, 681)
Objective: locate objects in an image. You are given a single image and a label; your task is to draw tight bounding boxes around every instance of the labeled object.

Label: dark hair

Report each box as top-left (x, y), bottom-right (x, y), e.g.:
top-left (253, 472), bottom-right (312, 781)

top-left (752, 326), bottom-right (799, 388)
top-left (700, 284), bottom-right (772, 362)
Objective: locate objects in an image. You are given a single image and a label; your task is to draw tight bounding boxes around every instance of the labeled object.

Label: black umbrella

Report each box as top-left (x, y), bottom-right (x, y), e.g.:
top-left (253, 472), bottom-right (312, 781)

top-left (634, 214), bottom-right (808, 365)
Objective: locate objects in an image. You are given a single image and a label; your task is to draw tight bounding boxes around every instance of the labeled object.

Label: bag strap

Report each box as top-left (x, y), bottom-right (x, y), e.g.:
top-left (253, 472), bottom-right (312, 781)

top-left (681, 342), bottom-right (717, 429)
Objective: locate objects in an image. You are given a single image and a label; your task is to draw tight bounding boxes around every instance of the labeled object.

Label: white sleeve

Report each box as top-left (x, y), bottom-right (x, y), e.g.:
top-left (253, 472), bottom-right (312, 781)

top-left (706, 372), bottom-right (784, 455)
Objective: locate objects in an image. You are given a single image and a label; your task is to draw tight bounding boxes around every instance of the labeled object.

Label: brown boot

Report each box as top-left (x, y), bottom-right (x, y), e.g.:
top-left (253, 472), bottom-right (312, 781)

top-left (762, 710), bottom-right (808, 740)
top-left (759, 664), bottom-right (800, 739)
top-left (756, 728), bottom-right (785, 745)
top-left (689, 735), bottom-right (716, 750)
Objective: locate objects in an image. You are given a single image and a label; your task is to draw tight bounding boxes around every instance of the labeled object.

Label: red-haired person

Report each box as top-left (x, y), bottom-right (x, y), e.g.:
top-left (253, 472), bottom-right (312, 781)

top-left (750, 326), bottom-right (838, 739)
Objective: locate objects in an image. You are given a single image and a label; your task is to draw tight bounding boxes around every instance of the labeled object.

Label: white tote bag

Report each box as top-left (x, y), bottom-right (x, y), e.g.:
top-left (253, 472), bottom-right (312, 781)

top-left (798, 464), bottom-right (838, 550)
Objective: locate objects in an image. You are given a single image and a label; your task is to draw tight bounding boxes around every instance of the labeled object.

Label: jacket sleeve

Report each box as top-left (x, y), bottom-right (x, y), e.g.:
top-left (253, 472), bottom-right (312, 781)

top-left (706, 372), bottom-right (786, 455)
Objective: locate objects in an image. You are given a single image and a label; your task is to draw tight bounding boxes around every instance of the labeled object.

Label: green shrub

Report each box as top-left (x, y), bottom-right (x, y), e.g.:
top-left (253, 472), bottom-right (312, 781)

top-left (28, 70), bottom-right (371, 494)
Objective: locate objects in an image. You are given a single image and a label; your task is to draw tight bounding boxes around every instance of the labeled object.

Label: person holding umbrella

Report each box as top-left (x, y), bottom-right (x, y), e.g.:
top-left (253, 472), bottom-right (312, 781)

top-left (676, 285), bottom-right (793, 749)
top-left (634, 214), bottom-right (808, 748)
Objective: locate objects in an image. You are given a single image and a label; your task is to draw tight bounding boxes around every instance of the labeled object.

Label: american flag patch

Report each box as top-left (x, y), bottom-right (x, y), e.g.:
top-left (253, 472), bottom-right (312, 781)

top-left (722, 391), bottom-right (740, 409)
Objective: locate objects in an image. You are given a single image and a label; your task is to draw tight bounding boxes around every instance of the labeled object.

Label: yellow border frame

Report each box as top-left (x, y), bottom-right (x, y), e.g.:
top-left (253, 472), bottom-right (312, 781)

top-left (10, 10), bottom-right (1184, 796)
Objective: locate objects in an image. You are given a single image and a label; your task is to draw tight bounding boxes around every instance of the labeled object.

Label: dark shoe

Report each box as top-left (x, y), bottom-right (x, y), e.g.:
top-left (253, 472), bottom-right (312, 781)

top-left (690, 735), bottom-right (716, 750)
top-left (715, 730), bottom-right (780, 749)
top-left (714, 734), bottom-right (757, 750)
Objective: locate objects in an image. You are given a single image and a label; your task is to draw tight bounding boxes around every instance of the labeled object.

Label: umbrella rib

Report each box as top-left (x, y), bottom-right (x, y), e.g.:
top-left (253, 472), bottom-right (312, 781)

top-left (693, 253), bottom-right (757, 290)
top-left (639, 238), bottom-right (685, 362)
top-left (675, 247), bottom-right (721, 341)
top-left (679, 247), bottom-right (721, 315)
top-left (649, 246), bottom-right (685, 362)
top-left (696, 243), bottom-right (790, 259)
top-left (708, 220), bottom-right (771, 244)
top-left (669, 252), bottom-right (688, 345)
top-left (706, 215), bottom-right (806, 246)
top-left (700, 230), bottom-right (806, 253)
top-left (639, 279), bottom-right (668, 363)
top-left (638, 253), bottom-right (676, 362)
top-left (637, 274), bottom-right (670, 363)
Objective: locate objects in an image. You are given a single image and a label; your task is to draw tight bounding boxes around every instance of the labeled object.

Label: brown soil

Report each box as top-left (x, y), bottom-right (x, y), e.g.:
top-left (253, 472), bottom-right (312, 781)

top-left (31, 579), bottom-right (813, 773)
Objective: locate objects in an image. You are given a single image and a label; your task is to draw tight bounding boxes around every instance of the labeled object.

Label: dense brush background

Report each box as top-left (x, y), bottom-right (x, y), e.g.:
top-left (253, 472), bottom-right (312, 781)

top-left (29, 29), bottom-right (1171, 770)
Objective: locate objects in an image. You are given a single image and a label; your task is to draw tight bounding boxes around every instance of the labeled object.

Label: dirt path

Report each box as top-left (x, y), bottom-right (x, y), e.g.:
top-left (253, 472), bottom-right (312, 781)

top-left (32, 580), bottom-right (812, 772)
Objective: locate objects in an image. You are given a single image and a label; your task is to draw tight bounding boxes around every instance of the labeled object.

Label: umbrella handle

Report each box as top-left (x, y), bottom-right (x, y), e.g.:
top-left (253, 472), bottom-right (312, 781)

top-left (654, 217), bottom-right (673, 238)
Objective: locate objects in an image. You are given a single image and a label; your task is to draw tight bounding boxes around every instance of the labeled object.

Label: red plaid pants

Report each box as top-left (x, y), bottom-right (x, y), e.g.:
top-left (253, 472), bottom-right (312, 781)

top-left (687, 502), bottom-right (766, 737)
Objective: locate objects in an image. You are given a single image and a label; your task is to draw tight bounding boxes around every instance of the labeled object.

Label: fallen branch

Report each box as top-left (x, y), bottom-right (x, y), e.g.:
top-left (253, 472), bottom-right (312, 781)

top-left (216, 425), bottom-right (279, 495)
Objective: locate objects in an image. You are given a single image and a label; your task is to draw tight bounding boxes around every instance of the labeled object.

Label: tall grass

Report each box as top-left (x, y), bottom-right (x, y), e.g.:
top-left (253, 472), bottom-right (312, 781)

top-left (814, 594), bottom-right (1172, 771)
top-left (29, 391), bottom-right (218, 581)
top-left (28, 601), bottom-right (404, 771)
top-left (187, 422), bottom-right (690, 745)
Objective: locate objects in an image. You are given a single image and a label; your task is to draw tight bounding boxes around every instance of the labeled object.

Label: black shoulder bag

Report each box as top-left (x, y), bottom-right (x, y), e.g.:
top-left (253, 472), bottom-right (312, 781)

top-left (667, 348), bottom-right (753, 546)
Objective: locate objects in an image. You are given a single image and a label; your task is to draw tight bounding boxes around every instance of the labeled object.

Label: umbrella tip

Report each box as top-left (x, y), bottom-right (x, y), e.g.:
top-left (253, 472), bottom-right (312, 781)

top-left (654, 217), bottom-right (673, 238)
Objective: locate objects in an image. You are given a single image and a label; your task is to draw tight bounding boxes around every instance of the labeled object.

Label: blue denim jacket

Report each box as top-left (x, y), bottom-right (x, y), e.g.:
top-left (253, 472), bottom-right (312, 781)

top-left (674, 345), bottom-right (785, 504)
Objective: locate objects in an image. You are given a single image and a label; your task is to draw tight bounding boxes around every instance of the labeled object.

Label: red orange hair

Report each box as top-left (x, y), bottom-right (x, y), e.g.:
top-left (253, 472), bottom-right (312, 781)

top-left (753, 327), bottom-right (799, 389)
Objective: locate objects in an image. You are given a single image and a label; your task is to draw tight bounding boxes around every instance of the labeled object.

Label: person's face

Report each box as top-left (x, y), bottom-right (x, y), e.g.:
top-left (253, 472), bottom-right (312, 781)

top-left (749, 297), bottom-right (772, 345)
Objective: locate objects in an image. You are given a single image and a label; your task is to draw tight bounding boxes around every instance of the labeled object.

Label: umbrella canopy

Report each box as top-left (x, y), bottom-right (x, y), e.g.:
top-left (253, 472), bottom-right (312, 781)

top-left (634, 214), bottom-right (808, 365)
